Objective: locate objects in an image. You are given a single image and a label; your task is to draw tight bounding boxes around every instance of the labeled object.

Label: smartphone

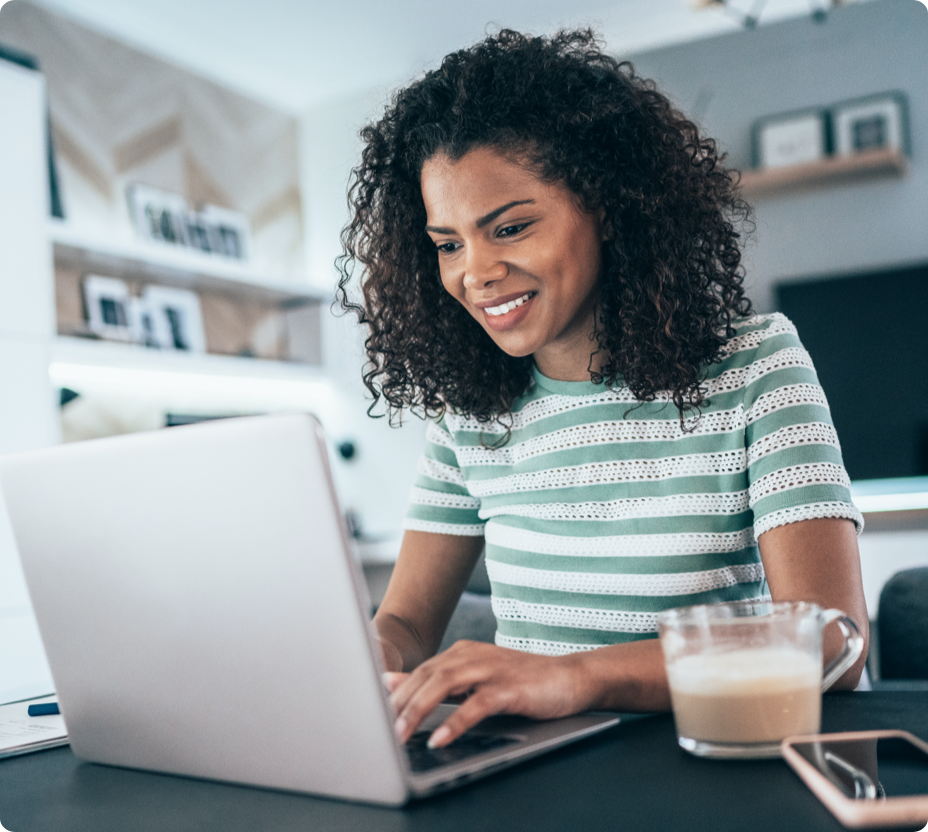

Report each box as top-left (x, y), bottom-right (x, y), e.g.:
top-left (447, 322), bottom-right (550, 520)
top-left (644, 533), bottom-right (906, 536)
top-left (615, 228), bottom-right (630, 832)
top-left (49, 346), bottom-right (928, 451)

top-left (781, 730), bottom-right (928, 829)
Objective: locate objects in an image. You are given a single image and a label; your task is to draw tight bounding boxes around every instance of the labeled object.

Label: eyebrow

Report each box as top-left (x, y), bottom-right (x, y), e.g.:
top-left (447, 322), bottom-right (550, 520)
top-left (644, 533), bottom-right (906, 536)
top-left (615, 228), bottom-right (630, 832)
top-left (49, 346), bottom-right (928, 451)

top-left (425, 199), bottom-right (536, 234)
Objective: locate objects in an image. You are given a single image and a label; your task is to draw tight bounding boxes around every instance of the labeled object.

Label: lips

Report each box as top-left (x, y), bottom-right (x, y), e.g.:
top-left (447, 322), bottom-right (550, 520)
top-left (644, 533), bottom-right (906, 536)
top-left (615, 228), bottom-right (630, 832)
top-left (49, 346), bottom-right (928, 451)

top-left (483, 291), bottom-right (535, 317)
top-left (477, 291), bottom-right (537, 332)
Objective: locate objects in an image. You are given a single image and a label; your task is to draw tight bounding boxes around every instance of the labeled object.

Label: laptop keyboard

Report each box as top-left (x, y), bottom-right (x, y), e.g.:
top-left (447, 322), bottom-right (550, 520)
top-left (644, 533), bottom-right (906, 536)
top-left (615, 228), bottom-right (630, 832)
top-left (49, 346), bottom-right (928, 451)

top-left (404, 730), bottom-right (519, 773)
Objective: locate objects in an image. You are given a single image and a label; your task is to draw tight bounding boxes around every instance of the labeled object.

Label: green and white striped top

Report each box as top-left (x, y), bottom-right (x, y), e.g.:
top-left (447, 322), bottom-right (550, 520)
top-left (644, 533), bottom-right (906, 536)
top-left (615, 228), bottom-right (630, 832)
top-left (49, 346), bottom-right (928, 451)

top-left (404, 313), bottom-right (863, 656)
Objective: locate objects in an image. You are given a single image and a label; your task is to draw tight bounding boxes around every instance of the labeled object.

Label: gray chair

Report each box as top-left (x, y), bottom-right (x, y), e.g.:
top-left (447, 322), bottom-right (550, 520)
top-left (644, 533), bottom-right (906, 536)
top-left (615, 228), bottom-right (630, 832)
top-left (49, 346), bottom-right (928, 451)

top-left (439, 549), bottom-right (497, 651)
top-left (877, 566), bottom-right (928, 681)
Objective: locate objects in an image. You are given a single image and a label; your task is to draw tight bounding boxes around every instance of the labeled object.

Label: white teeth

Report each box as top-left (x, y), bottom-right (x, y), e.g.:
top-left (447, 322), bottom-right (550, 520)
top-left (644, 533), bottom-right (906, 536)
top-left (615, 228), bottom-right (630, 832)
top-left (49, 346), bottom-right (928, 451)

top-left (484, 292), bottom-right (534, 317)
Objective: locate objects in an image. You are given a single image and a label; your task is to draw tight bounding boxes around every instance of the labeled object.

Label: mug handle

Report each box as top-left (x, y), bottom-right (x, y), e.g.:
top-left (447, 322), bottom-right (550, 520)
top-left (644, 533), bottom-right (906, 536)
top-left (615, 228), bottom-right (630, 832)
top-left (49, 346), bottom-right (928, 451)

top-left (820, 609), bottom-right (865, 692)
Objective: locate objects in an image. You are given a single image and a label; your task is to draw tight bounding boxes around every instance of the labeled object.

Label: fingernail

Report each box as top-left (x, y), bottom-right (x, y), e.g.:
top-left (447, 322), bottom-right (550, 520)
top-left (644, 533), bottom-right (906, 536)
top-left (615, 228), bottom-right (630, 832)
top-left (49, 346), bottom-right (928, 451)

top-left (427, 726), bottom-right (451, 749)
top-left (394, 717), bottom-right (408, 740)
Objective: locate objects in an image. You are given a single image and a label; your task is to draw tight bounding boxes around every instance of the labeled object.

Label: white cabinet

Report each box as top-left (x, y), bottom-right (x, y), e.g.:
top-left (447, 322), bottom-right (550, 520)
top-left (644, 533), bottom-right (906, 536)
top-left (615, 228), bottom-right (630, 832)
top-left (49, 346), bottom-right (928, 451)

top-left (0, 61), bottom-right (57, 431)
top-left (0, 59), bottom-right (60, 703)
top-left (0, 58), bottom-right (335, 703)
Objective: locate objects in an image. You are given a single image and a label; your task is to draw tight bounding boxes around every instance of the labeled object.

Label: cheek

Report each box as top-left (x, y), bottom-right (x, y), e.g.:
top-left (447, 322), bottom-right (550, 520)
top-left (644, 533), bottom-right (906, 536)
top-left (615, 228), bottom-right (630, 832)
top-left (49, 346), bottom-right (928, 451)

top-left (439, 265), bottom-right (465, 303)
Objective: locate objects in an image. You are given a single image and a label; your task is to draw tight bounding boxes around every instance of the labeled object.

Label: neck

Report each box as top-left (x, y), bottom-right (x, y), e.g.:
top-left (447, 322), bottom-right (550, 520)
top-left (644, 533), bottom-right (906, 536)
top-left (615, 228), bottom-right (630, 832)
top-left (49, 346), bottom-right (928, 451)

top-left (534, 344), bottom-right (607, 382)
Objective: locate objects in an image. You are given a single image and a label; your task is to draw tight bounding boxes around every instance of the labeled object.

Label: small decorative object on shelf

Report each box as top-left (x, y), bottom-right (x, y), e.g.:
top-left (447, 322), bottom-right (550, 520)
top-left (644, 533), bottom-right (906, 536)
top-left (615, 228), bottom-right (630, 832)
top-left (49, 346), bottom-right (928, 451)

top-left (127, 184), bottom-right (188, 247)
top-left (742, 92), bottom-right (910, 196)
top-left (127, 184), bottom-right (250, 261)
top-left (195, 204), bottom-right (250, 260)
top-left (141, 285), bottom-right (207, 353)
top-left (82, 275), bottom-right (134, 342)
top-left (752, 108), bottom-right (830, 170)
top-left (831, 92), bottom-right (909, 158)
top-left (126, 295), bottom-right (161, 349)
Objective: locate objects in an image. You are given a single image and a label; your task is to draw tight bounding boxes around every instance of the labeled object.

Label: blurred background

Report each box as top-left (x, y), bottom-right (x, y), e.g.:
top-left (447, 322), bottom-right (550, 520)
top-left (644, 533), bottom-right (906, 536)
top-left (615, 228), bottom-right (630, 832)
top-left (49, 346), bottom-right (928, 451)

top-left (1, 0), bottom-right (926, 700)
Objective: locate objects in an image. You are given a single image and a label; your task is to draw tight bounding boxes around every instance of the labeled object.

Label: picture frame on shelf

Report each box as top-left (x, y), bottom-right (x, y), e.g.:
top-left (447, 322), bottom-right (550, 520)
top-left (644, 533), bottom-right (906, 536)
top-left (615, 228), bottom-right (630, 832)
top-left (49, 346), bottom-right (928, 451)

top-left (831, 92), bottom-right (908, 157)
top-left (126, 296), bottom-right (162, 349)
top-left (82, 275), bottom-right (134, 342)
top-left (141, 285), bottom-right (207, 353)
top-left (127, 184), bottom-right (190, 248)
top-left (752, 108), bottom-right (830, 170)
top-left (195, 204), bottom-right (250, 261)
top-left (127, 183), bottom-right (250, 261)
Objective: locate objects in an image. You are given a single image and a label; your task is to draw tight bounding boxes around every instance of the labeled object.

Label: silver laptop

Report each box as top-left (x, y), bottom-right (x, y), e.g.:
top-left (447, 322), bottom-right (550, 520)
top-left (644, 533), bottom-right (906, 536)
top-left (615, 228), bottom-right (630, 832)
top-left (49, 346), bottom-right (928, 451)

top-left (0, 413), bottom-right (618, 805)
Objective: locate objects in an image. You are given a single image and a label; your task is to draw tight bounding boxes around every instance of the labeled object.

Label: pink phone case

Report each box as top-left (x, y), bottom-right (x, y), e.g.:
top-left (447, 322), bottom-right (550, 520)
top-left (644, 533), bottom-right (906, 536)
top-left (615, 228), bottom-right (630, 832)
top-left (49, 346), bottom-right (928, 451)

top-left (781, 730), bottom-right (928, 829)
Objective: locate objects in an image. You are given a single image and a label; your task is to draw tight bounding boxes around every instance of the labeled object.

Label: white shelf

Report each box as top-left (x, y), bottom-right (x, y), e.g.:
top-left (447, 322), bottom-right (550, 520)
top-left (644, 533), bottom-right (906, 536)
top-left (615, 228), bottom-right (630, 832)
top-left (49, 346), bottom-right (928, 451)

top-left (51, 337), bottom-right (344, 448)
top-left (51, 335), bottom-right (326, 382)
top-left (49, 220), bottom-right (327, 307)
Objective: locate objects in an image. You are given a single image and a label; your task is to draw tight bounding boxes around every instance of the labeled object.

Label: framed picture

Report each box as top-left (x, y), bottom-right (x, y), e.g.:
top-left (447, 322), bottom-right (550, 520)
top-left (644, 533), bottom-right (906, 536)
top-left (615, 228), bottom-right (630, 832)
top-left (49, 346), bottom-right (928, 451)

top-left (126, 296), bottom-right (162, 349)
top-left (831, 92), bottom-right (908, 157)
top-left (82, 275), bottom-right (134, 342)
top-left (141, 286), bottom-right (207, 353)
top-left (194, 205), bottom-right (250, 260)
top-left (127, 184), bottom-right (250, 260)
top-left (753, 109), bottom-right (830, 170)
top-left (127, 184), bottom-right (190, 248)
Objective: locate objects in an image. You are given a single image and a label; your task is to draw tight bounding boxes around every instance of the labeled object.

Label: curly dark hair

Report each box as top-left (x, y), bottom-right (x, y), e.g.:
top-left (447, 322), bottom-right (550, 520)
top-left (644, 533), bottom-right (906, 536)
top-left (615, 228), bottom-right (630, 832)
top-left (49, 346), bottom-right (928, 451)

top-left (337, 28), bottom-right (753, 428)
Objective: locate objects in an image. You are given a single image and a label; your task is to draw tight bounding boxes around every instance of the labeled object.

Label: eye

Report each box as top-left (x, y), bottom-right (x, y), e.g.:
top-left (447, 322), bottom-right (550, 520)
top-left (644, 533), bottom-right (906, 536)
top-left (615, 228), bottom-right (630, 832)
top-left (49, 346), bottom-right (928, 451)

top-left (498, 222), bottom-right (530, 238)
top-left (435, 241), bottom-right (461, 254)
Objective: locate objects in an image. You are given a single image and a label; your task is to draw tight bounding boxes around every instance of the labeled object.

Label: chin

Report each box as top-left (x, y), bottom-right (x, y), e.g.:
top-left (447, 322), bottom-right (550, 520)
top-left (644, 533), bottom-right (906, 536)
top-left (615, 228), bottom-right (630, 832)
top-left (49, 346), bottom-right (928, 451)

top-left (486, 335), bottom-right (537, 359)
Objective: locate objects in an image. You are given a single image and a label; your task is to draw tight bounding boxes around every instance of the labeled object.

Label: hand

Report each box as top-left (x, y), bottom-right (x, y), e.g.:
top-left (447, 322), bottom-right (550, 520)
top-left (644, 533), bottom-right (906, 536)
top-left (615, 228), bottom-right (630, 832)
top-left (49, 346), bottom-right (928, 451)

top-left (385, 640), bottom-right (585, 749)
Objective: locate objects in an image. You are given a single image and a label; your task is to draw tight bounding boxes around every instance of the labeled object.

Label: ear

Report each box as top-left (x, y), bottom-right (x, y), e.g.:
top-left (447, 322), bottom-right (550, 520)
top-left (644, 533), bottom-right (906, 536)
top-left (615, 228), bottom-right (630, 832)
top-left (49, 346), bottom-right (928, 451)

top-left (598, 208), bottom-right (613, 242)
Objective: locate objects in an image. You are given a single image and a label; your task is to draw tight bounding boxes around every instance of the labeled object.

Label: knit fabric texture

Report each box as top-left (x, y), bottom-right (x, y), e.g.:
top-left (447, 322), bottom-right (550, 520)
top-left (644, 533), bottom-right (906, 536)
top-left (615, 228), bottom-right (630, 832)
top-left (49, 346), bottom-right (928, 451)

top-left (404, 313), bottom-right (863, 656)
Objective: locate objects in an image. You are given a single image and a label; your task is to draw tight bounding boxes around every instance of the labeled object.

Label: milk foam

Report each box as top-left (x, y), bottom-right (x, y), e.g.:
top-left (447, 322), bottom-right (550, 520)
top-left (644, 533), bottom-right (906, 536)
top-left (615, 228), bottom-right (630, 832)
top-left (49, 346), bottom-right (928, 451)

top-left (667, 647), bottom-right (821, 693)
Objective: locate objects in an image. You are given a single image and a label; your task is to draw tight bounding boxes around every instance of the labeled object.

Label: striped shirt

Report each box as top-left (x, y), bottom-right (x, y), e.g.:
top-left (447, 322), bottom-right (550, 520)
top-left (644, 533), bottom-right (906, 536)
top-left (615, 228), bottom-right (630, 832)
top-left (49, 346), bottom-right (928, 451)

top-left (403, 313), bottom-right (863, 656)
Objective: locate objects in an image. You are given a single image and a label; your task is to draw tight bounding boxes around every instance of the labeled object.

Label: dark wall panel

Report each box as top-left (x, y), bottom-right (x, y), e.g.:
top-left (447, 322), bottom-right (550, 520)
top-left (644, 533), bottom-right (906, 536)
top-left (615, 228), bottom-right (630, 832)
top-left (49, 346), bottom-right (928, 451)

top-left (778, 265), bottom-right (928, 481)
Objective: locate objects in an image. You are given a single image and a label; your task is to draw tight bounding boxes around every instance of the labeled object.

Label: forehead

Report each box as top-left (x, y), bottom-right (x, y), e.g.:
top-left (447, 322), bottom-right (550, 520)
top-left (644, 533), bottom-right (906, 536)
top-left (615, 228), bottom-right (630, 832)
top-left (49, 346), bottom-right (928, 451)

top-left (420, 147), bottom-right (559, 221)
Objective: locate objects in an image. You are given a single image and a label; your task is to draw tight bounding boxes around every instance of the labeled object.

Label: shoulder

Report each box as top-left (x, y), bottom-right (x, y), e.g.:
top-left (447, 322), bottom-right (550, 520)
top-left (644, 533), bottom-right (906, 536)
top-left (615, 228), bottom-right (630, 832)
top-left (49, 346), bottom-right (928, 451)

top-left (439, 381), bottom-right (554, 442)
top-left (717, 312), bottom-right (803, 365)
top-left (704, 313), bottom-right (819, 402)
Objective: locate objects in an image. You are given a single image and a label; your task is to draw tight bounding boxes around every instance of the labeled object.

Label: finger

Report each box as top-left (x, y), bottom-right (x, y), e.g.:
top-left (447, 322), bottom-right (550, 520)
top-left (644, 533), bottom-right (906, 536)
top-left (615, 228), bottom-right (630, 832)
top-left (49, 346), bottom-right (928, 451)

top-left (388, 655), bottom-right (452, 715)
top-left (427, 691), bottom-right (505, 748)
top-left (389, 641), bottom-right (483, 714)
top-left (393, 662), bottom-right (484, 743)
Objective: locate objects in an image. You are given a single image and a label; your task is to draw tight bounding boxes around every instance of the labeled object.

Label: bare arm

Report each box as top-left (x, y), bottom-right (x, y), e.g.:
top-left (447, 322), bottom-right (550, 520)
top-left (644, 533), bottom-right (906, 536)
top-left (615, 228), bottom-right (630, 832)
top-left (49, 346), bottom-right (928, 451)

top-left (757, 516), bottom-right (870, 690)
top-left (373, 530), bottom-right (485, 671)
top-left (388, 516), bottom-right (870, 747)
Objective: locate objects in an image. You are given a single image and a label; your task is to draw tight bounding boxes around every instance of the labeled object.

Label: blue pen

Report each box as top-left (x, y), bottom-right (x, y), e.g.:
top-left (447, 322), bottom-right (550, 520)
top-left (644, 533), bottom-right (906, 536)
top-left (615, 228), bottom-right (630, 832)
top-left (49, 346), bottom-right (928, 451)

top-left (27, 702), bottom-right (59, 717)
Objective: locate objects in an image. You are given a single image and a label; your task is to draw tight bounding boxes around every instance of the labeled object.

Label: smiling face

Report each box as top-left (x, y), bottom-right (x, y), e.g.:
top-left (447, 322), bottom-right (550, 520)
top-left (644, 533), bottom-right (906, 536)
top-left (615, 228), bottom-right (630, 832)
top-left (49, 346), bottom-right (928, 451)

top-left (421, 146), bottom-right (607, 381)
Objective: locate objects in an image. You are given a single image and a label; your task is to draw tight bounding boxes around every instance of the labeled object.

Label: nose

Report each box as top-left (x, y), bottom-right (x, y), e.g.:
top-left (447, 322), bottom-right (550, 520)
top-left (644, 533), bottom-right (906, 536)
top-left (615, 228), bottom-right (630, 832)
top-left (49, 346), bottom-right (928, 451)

top-left (462, 243), bottom-right (508, 290)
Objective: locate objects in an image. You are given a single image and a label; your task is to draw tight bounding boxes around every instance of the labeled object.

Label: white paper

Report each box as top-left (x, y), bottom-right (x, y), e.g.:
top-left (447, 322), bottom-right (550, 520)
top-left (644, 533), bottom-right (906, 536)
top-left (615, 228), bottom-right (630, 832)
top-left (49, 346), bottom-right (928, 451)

top-left (0, 694), bottom-right (67, 758)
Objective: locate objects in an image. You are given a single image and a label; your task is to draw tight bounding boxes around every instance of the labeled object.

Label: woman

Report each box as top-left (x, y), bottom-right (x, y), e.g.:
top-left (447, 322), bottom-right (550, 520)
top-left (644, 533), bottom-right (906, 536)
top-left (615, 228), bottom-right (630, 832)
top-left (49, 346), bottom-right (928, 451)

top-left (337, 29), bottom-right (869, 750)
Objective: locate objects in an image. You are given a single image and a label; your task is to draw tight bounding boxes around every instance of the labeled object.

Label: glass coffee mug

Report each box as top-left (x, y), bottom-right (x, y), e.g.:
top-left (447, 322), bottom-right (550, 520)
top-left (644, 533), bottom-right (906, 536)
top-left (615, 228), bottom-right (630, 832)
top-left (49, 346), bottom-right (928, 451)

top-left (657, 601), bottom-right (864, 759)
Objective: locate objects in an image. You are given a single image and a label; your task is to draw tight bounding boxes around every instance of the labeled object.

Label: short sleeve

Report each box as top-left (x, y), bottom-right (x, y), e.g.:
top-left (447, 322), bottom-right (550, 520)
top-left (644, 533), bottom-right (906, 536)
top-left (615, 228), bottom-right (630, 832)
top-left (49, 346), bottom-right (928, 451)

top-left (741, 314), bottom-right (864, 537)
top-left (403, 417), bottom-right (486, 536)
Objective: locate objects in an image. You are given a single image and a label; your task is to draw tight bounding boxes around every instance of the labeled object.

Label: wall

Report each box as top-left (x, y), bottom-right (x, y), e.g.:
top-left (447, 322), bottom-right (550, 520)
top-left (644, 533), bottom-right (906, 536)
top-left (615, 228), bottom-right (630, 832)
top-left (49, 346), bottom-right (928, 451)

top-left (628, 0), bottom-right (928, 617)
top-left (300, 89), bottom-right (428, 542)
top-left (628, 0), bottom-right (928, 314)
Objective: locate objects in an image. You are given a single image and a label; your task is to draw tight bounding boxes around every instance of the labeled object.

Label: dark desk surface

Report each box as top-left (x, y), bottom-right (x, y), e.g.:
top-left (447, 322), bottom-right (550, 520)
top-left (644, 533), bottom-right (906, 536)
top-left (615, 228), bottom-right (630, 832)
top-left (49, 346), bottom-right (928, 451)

top-left (1, 693), bottom-right (926, 832)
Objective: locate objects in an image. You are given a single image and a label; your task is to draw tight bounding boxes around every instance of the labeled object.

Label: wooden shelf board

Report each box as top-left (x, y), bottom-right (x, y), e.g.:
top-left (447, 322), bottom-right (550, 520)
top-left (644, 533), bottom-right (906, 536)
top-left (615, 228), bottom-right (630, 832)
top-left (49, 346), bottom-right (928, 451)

top-left (739, 147), bottom-right (908, 197)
